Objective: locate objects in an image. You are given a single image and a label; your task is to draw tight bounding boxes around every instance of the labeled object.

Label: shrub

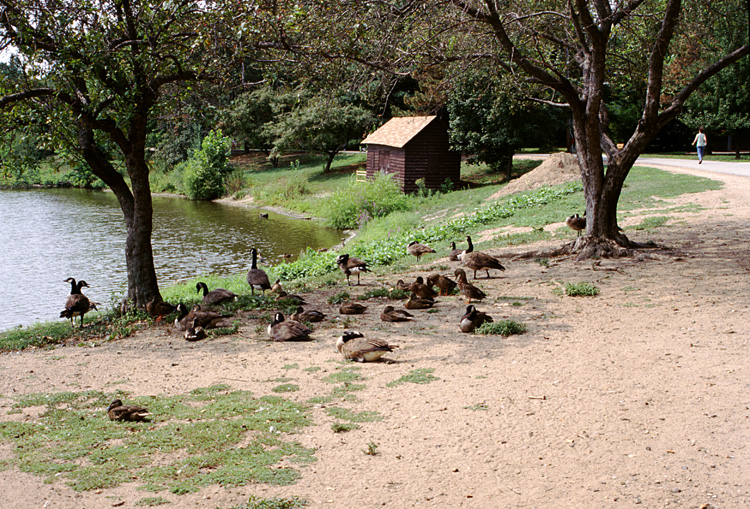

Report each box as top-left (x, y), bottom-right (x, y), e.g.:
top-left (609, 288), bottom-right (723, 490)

top-left (475, 320), bottom-right (527, 336)
top-left (184, 129), bottom-right (232, 200)
top-left (323, 173), bottom-right (411, 229)
top-left (564, 282), bottom-right (600, 296)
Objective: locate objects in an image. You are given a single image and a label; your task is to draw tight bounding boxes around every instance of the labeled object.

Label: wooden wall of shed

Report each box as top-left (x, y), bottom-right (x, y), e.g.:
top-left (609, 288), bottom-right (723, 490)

top-left (366, 145), bottom-right (406, 186)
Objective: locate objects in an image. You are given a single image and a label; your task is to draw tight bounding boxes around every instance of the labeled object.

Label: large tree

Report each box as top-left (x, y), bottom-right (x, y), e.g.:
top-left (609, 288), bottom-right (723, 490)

top-left (287, 0), bottom-right (749, 257)
top-left (0, 0), bottom-right (244, 307)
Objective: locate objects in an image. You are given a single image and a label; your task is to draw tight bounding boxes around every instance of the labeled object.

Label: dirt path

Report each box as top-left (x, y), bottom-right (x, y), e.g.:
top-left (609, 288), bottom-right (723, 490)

top-left (1, 163), bottom-right (748, 508)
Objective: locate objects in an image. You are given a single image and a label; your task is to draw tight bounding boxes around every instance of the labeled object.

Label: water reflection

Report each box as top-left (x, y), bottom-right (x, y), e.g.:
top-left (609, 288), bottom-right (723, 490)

top-left (0, 188), bottom-right (343, 331)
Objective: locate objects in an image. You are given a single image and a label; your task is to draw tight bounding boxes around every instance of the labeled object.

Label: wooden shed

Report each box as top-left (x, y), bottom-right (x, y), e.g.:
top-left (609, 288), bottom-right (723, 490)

top-left (361, 115), bottom-right (461, 193)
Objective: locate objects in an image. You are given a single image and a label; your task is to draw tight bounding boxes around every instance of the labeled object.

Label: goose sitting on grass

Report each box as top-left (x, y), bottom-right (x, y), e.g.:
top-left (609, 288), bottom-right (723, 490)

top-left (196, 282), bottom-right (236, 305)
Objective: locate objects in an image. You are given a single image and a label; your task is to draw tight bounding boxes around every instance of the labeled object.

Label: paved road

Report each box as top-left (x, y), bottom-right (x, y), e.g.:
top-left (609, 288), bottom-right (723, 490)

top-left (635, 157), bottom-right (750, 178)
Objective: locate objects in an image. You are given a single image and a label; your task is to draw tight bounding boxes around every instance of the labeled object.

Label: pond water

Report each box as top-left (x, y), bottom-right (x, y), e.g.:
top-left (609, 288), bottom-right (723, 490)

top-left (0, 188), bottom-right (344, 331)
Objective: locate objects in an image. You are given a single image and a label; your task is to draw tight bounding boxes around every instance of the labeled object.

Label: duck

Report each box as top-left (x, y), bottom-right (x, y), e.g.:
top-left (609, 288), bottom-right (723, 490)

top-left (461, 236), bottom-right (506, 279)
top-left (380, 305), bottom-right (414, 322)
top-left (426, 273), bottom-right (457, 296)
top-left (267, 312), bottom-right (313, 341)
top-left (184, 318), bottom-right (207, 341)
top-left (174, 303), bottom-right (226, 331)
top-left (336, 331), bottom-right (399, 362)
top-left (566, 213), bottom-right (586, 237)
top-left (335, 253), bottom-right (370, 286)
top-left (339, 301), bottom-right (368, 315)
top-left (145, 299), bottom-right (177, 319)
top-left (394, 279), bottom-right (411, 292)
top-left (196, 282), bottom-right (236, 305)
top-left (410, 276), bottom-right (438, 299)
top-left (449, 241), bottom-right (464, 261)
top-left (454, 268), bottom-right (487, 303)
top-left (270, 279), bottom-right (284, 294)
top-left (60, 278), bottom-right (94, 327)
top-left (407, 241), bottom-right (436, 262)
top-left (246, 248), bottom-right (271, 294)
top-left (275, 290), bottom-right (306, 305)
top-left (459, 305), bottom-right (493, 333)
top-left (259, 212), bottom-right (269, 219)
top-left (404, 293), bottom-right (435, 309)
top-left (107, 399), bottom-right (150, 422)
top-left (291, 306), bottom-right (326, 323)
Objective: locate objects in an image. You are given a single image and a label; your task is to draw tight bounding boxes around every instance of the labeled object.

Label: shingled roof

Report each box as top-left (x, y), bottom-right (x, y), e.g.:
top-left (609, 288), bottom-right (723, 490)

top-left (361, 116), bottom-right (437, 149)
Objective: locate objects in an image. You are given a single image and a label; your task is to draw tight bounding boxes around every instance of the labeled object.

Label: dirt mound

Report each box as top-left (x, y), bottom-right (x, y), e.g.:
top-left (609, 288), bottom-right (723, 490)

top-left (489, 152), bottom-right (580, 200)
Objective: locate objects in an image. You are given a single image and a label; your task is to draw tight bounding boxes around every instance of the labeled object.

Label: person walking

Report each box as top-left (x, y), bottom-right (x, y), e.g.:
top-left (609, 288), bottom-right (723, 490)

top-left (692, 127), bottom-right (708, 164)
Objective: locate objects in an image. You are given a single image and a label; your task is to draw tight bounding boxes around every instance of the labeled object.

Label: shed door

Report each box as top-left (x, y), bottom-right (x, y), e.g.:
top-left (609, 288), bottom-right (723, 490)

top-left (379, 150), bottom-right (391, 173)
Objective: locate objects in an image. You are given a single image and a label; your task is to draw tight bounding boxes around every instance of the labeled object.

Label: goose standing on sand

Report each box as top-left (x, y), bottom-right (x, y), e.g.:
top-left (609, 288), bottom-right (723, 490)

top-left (459, 305), bottom-right (493, 333)
top-left (174, 303), bottom-right (225, 331)
top-left (427, 274), bottom-right (457, 296)
top-left (461, 236), bottom-right (505, 279)
top-left (267, 312), bottom-right (313, 341)
top-left (196, 282), bottom-right (237, 305)
top-left (336, 254), bottom-right (370, 286)
top-left (336, 331), bottom-right (399, 362)
top-left (246, 248), bottom-right (271, 295)
top-left (60, 278), bottom-right (95, 327)
top-left (407, 241), bottom-right (436, 262)
top-left (454, 268), bottom-right (487, 303)
top-left (107, 399), bottom-right (150, 422)
top-left (566, 213), bottom-right (586, 237)
top-left (380, 305), bottom-right (414, 322)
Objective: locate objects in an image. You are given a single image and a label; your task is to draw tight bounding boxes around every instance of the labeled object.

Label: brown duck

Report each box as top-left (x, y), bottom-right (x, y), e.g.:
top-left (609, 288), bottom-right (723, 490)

top-left (339, 301), bottom-right (368, 315)
top-left (404, 293), bottom-right (435, 309)
top-left (407, 241), bottom-right (436, 262)
top-left (380, 305), bottom-right (414, 322)
top-left (196, 282), bottom-right (236, 305)
top-left (146, 299), bottom-right (177, 319)
top-left (246, 248), bottom-right (271, 294)
top-left (454, 268), bottom-right (487, 303)
top-left (336, 331), bottom-right (399, 362)
top-left (410, 276), bottom-right (438, 299)
top-left (267, 312), bottom-right (313, 341)
top-left (107, 399), bottom-right (150, 422)
top-left (461, 236), bottom-right (506, 279)
top-left (459, 305), bottom-right (493, 333)
top-left (427, 274), bottom-right (457, 296)
top-left (174, 303), bottom-right (225, 331)
top-left (291, 306), bottom-right (326, 323)
top-left (336, 254), bottom-right (370, 286)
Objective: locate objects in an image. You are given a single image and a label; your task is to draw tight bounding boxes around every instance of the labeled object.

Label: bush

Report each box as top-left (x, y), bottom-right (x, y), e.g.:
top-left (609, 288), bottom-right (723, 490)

top-left (323, 172), bottom-right (411, 229)
top-left (184, 130), bottom-right (232, 200)
top-left (475, 320), bottom-right (527, 336)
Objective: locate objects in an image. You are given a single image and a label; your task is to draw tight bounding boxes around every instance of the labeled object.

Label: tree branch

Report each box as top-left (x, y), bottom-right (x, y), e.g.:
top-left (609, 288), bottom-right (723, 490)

top-left (0, 88), bottom-right (56, 107)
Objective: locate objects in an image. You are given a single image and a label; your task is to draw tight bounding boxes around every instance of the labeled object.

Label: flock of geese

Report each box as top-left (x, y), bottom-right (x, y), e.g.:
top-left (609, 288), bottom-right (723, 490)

top-left (75, 215), bottom-right (587, 421)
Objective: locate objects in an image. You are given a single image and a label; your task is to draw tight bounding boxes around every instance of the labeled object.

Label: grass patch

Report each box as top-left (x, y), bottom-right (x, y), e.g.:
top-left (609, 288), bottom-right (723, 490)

top-left (563, 282), bottom-right (600, 297)
top-left (357, 288), bottom-right (408, 300)
top-left (0, 387), bottom-right (315, 494)
top-left (362, 442), bottom-right (379, 456)
top-left (232, 495), bottom-right (308, 509)
top-left (325, 407), bottom-right (382, 423)
top-left (386, 368), bottom-right (439, 387)
top-left (322, 367), bottom-right (364, 384)
top-left (135, 497), bottom-right (171, 506)
top-left (632, 216), bottom-right (669, 231)
top-left (272, 384), bottom-right (300, 393)
top-left (464, 403), bottom-right (489, 411)
top-left (475, 320), bottom-right (528, 336)
top-left (331, 422), bottom-right (359, 433)
top-left (327, 292), bottom-right (350, 305)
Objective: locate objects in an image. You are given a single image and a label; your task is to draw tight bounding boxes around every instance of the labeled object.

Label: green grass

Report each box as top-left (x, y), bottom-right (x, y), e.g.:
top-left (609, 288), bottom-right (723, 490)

top-left (231, 495), bottom-right (307, 509)
top-left (562, 282), bottom-right (600, 297)
top-left (475, 320), bottom-right (528, 336)
top-left (632, 216), bottom-right (670, 231)
top-left (386, 368), bottom-right (440, 387)
top-left (641, 152), bottom-right (750, 162)
top-left (0, 386), bottom-right (315, 494)
top-left (325, 407), bottom-right (382, 423)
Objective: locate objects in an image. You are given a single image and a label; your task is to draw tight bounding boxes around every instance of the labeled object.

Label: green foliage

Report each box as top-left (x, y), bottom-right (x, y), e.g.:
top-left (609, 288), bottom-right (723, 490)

top-left (234, 495), bottom-right (308, 509)
top-left (387, 368), bottom-right (439, 387)
top-left (0, 388), bottom-right (315, 494)
top-left (563, 282), bottom-right (600, 297)
top-left (357, 288), bottom-right (408, 300)
top-left (324, 173), bottom-right (411, 229)
top-left (475, 320), bottom-right (528, 336)
top-left (331, 422), bottom-right (359, 433)
top-left (325, 407), bottom-right (382, 423)
top-left (272, 384), bottom-right (300, 393)
top-left (362, 442), bottom-right (379, 456)
top-left (183, 130), bottom-right (232, 201)
top-left (327, 292), bottom-right (351, 305)
top-left (633, 216), bottom-right (669, 231)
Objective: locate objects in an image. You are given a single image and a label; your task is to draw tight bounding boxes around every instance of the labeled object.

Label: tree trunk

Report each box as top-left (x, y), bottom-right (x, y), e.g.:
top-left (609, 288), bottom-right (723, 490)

top-left (77, 128), bottom-right (163, 309)
top-left (324, 151), bottom-right (337, 172)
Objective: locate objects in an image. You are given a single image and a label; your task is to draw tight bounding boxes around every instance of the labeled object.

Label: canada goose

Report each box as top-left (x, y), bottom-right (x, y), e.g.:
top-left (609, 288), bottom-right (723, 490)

top-left (404, 293), bottom-right (435, 309)
top-left (107, 399), bottom-right (150, 422)
top-left (335, 254), bottom-right (370, 286)
top-left (449, 242), bottom-right (464, 261)
top-left (267, 312), bottom-right (313, 341)
top-left (457, 235), bottom-right (475, 261)
top-left (246, 248), bottom-right (271, 294)
top-left (380, 305), bottom-right (413, 322)
top-left (196, 282), bottom-right (237, 305)
top-left (407, 241), bottom-right (436, 262)
top-left (174, 303), bottom-right (225, 331)
top-left (461, 236), bottom-right (506, 279)
top-left (459, 305), bottom-right (493, 333)
top-left (454, 268), bottom-right (487, 303)
top-left (336, 331), bottom-right (399, 362)
top-left (426, 274), bottom-right (457, 296)
top-left (60, 278), bottom-right (94, 327)
top-left (339, 301), bottom-right (368, 315)
top-left (291, 306), bottom-right (326, 323)
top-left (410, 276), bottom-right (438, 299)
top-left (184, 318), bottom-right (207, 341)
top-left (259, 212), bottom-right (269, 219)
top-left (566, 213), bottom-right (586, 237)
top-left (145, 299), bottom-right (177, 319)
top-left (394, 279), bottom-right (411, 292)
